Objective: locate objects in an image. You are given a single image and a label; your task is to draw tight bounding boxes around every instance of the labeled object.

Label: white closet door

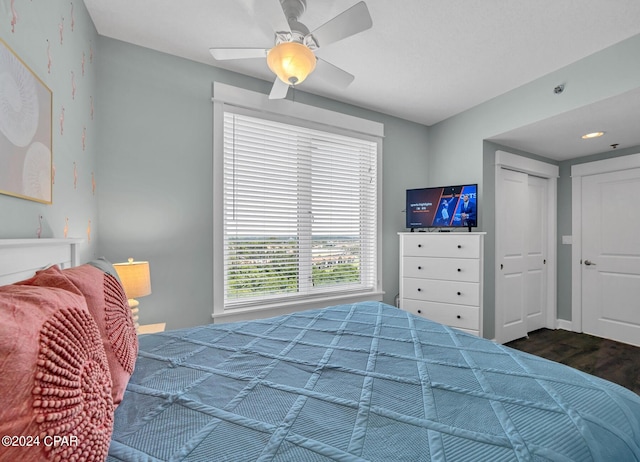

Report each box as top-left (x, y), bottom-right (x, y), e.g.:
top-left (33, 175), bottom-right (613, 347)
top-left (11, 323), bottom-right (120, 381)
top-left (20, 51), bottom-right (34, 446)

top-left (525, 175), bottom-right (548, 333)
top-left (496, 169), bottom-right (548, 343)
top-left (496, 168), bottom-right (528, 343)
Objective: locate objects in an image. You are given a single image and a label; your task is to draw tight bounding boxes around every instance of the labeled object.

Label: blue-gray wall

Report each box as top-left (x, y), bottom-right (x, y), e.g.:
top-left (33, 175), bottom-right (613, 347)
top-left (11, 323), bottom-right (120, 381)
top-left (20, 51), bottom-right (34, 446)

top-left (427, 34), bottom-right (640, 339)
top-left (3, 4), bottom-right (639, 333)
top-left (95, 37), bottom-right (429, 329)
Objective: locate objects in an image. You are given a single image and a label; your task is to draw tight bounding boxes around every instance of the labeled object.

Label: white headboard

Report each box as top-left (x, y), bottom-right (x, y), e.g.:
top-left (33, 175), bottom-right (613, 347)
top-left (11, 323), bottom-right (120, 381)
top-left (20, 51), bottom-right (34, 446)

top-left (0, 239), bottom-right (83, 286)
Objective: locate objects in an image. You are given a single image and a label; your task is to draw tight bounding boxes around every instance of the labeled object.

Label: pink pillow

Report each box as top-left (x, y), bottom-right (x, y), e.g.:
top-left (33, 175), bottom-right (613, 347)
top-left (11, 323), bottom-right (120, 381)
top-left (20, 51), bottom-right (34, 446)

top-left (27, 265), bottom-right (138, 406)
top-left (0, 282), bottom-right (114, 461)
top-left (63, 264), bottom-right (138, 405)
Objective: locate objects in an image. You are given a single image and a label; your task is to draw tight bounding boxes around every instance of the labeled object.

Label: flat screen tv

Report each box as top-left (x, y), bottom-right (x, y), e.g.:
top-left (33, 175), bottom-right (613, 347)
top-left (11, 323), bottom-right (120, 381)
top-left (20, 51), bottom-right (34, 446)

top-left (406, 184), bottom-right (478, 230)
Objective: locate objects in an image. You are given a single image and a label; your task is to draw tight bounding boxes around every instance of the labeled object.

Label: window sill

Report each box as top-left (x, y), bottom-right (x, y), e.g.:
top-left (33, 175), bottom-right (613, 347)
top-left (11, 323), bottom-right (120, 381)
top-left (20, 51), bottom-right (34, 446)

top-left (211, 291), bottom-right (384, 324)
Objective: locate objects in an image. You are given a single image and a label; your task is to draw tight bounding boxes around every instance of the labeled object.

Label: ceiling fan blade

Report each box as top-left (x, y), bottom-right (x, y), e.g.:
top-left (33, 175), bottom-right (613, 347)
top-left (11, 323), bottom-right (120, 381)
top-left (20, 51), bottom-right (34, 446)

top-left (269, 78), bottom-right (290, 100)
top-left (308, 1), bottom-right (372, 49)
top-left (209, 48), bottom-right (268, 60)
top-left (241, 0), bottom-right (291, 34)
top-left (313, 58), bottom-right (355, 89)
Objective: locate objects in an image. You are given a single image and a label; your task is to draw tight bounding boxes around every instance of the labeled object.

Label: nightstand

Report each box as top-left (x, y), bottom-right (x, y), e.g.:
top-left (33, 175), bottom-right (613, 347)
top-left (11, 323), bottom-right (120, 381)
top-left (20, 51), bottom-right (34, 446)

top-left (137, 323), bottom-right (166, 335)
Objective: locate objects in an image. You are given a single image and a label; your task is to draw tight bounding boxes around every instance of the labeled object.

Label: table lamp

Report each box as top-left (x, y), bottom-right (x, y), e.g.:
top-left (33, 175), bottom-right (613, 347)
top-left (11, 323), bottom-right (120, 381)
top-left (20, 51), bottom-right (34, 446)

top-left (113, 258), bottom-right (151, 332)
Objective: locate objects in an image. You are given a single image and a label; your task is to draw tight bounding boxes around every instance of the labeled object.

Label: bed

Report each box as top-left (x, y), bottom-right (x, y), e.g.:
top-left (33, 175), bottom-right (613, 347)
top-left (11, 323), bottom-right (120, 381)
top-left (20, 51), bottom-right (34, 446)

top-left (1, 240), bottom-right (639, 462)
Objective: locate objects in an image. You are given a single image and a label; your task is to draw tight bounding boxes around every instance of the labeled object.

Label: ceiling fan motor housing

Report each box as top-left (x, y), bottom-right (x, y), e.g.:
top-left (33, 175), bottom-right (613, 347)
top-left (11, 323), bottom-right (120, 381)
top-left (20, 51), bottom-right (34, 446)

top-left (275, 0), bottom-right (316, 48)
top-left (280, 0), bottom-right (307, 24)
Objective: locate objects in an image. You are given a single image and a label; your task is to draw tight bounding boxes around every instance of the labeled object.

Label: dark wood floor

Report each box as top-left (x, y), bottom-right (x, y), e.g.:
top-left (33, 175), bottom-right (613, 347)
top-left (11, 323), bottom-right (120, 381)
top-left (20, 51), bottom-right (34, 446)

top-left (506, 328), bottom-right (640, 395)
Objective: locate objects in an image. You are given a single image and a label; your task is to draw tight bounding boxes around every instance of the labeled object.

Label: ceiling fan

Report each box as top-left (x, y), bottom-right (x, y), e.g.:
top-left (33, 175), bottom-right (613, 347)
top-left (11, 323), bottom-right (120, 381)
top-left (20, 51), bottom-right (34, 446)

top-left (209, 0), bottom-right (373, 99)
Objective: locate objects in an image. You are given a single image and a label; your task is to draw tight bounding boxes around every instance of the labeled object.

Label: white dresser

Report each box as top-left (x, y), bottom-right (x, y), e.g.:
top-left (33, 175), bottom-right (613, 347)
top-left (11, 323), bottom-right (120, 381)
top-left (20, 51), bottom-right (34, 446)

top-left (398, 232), bottom-right (485, 337)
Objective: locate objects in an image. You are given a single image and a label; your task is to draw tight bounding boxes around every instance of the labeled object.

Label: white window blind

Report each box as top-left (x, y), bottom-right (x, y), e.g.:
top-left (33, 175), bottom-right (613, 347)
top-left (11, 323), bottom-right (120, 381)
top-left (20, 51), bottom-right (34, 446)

top-left (223, 111), bottom-right (378, 309)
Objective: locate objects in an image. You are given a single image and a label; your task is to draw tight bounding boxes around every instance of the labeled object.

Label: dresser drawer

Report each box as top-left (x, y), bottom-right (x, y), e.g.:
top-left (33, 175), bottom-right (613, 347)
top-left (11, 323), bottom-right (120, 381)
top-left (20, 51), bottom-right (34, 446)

top-left (401, 299), bottom-right (480, 332)
top-left (402, 278), bottom-right (479, 306)
top-left (402, 256), bottom-right (480, 282)
top-left (401, 234), bottom-right (480, 258)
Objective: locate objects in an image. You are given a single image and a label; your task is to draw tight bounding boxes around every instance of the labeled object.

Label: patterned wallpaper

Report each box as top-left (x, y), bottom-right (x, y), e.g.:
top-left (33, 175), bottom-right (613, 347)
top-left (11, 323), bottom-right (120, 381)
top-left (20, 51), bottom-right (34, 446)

top-left (0, 0), bottom-right (98, 260)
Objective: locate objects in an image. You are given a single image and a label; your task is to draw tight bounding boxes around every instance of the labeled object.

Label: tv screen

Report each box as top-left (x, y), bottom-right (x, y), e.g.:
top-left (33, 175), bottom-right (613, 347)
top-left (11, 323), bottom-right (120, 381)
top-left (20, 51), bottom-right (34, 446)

top-left (406, 184), bottom-right (478, 229)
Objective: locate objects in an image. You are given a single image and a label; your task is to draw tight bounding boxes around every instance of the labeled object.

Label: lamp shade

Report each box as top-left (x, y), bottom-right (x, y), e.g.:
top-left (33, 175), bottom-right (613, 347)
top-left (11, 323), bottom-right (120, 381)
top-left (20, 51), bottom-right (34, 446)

top-left (267, 41), bottom-right (317, 85)
top-left (113, 258), bottom-right (151, 299)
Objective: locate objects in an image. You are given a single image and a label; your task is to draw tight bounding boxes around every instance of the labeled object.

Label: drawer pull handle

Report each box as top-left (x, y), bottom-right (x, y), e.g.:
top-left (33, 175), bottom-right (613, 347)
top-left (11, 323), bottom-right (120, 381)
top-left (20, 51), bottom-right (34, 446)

top-left (457, 245), bottom-right (462, 249)
top-left (417, 310), bottom-right (422, 314)
top-left (457, 268), bottom-right (461, 272)
top-left (457, 315), bottom-right (461, 319)
top-left (457, 291), bottom-right (461, 296)
top-left (418, 244), bottom-right (422, 248)
top-left (417, 288), bottom-right (422, 292)
top-left (418, 266), bottom-right (422, 270)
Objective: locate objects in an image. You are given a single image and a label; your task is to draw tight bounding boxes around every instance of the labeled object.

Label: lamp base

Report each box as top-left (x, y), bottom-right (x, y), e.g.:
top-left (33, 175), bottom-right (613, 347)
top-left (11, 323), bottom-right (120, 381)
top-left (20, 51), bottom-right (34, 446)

top-left (128, 298), bottom-right (140, 331)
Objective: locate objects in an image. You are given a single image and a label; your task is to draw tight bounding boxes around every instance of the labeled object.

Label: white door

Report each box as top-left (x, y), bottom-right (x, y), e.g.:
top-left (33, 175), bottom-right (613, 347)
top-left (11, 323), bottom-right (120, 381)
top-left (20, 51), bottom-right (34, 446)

top-left (496, 169), bottom-right (549, 343)
top-left (497, 168), bottom-right (528, 343)
top-left (581, 168), bottom-right (640, 347)
top-left (525, 176), bottom-right (548, 333)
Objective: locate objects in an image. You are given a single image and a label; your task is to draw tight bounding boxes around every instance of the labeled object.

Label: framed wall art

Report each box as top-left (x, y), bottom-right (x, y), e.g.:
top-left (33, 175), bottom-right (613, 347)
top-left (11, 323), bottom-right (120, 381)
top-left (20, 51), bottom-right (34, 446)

top-left (0, 38), bottom-right (53, 204)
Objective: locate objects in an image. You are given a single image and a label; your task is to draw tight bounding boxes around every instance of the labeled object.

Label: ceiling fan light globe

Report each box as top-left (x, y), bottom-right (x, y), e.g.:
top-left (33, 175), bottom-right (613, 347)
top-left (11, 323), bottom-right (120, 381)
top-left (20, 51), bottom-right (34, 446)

top-left (267, 42), bottom-right (316, 86)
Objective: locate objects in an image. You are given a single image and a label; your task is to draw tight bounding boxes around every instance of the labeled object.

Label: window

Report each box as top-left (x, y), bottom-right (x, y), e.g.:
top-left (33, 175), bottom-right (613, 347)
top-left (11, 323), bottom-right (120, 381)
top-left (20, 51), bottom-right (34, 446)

top-left (213, 83), bottom-right (382, 314)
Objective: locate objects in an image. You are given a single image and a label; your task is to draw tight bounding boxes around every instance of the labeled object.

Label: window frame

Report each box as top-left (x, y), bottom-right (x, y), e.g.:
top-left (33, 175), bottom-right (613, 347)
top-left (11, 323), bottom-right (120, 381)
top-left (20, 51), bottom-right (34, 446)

top-left (212, 83), bottom-right (384, 320)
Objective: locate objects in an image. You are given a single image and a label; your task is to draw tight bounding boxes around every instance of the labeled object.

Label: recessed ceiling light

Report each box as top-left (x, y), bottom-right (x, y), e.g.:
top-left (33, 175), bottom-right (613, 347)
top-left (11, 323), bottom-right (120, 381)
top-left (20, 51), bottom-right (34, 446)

top-left (581, 131), bottom-right (605, 139)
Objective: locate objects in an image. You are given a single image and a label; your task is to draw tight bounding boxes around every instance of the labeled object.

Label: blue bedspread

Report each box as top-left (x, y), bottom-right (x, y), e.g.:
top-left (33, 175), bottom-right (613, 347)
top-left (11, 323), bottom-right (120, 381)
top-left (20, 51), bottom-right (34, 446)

top-left (108, 302), bottom-right (640, 461)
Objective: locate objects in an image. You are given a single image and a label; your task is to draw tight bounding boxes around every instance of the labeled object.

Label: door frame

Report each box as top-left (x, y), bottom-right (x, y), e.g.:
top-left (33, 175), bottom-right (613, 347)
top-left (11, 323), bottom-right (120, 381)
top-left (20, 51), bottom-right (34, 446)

top-left (495, 150), bottom-right (559, 342)
top-left (570, 152), bottom-right (640, 333)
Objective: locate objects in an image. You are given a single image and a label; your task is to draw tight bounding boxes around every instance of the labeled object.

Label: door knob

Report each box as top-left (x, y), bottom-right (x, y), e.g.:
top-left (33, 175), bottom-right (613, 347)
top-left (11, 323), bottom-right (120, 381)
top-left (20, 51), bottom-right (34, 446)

top-left (584, 260), bottom-right (596, 266)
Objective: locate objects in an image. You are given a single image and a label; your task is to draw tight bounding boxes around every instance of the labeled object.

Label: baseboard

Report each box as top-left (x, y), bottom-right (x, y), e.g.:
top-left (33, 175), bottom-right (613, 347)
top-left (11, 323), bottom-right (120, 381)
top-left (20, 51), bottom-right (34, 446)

top-left (556, 319), bottom-right (574, 331)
